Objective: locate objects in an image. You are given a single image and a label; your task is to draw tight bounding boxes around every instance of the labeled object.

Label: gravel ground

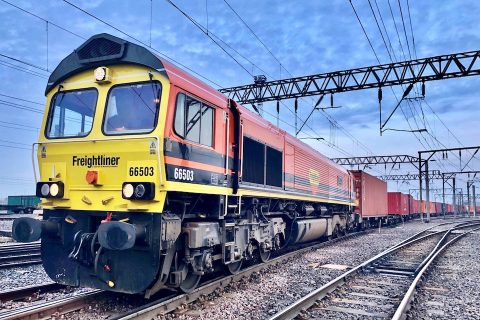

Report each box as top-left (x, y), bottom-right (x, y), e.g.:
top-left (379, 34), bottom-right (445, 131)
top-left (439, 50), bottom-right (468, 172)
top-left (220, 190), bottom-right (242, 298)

top-left (0, 218), bottom-right (473, 320)
top-left (0, 264), bottom-right (53, 291)
top-left (0, 219), bottom-right (14, 232)
top-left (407, 232), bottom-right (480, 320)
top-left (156, 219), bottom-right (462, 320)
top-left (0, 264), bottom-right (97, 314)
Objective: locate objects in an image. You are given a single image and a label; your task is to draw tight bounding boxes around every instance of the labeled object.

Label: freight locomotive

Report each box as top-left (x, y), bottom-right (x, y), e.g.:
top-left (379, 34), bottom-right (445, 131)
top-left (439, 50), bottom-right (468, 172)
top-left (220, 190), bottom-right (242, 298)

top-left (11, 33), bottom-right (437, 297)
top-left (12, 33), bottom-right (360, 296)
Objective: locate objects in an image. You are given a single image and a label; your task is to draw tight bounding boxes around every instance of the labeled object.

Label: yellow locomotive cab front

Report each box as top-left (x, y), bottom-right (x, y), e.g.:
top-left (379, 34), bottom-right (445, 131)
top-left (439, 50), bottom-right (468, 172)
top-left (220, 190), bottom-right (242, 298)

top-left (11, 34), bottom-right (181, 294)
top-left (36, 64), bottom-right (170, 214)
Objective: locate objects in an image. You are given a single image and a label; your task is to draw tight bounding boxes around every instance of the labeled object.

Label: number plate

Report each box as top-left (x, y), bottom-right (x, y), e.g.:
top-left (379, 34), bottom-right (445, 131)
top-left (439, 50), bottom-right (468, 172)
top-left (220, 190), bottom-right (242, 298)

top-left (173, 167), bottom-right (194, 181)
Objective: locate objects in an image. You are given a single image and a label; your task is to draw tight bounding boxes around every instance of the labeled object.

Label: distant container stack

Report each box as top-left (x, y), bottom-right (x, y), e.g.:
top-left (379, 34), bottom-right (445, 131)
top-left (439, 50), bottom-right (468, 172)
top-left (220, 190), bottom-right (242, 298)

top-left (7, 195), bottom-right (40, 213)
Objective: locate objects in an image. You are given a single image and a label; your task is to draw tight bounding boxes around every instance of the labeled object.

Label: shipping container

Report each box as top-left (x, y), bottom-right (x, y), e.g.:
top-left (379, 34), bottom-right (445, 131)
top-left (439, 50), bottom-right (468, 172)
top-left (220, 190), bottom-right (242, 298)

top-left (7, 195), bottom-right (40, 213)
top-left (407, 194), bottom-right (414, 214)
top-left (411, 199), bottom-right (416, 213)
top-left (351, 171), bottom-right (388, 217)
top-left (388, 192), bottom-right (409, 215)
top-left (413, 199), bottom-right (420, 214)
top-left (420, 201), bottom-right (435, 214)
top-left (435, 202), bottom-right (442, 215)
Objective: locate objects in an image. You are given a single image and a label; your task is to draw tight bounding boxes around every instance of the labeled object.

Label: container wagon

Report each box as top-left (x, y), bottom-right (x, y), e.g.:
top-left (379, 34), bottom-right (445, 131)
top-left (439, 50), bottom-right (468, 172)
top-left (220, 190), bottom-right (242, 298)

top-left (388, 192), bottom-right (409, 219)
top-left (350, 170), bottom-right (388, 226)
top-left (6, 195), bottom-right (40, 214)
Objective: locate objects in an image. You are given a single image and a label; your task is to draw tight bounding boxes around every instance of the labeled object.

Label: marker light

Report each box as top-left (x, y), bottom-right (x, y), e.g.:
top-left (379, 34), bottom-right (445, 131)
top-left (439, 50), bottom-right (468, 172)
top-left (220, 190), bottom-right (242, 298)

top-left (49, 183), bottom-right (59, 197)
top-left (40, 184), bottom-right (50, 197)
top-left (122, 183), bottom-right (134, 198)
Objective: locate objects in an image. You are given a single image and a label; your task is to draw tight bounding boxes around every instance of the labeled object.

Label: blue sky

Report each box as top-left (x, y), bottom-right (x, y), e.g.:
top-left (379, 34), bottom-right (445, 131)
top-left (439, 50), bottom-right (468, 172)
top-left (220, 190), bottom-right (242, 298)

top-left (0, 0), bottom-right (479, 201)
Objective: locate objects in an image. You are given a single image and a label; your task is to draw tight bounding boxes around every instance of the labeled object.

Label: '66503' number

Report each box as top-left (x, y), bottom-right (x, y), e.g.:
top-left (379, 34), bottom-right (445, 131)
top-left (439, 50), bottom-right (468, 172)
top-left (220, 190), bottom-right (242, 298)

top-left (129, 166), bottom-right (154, 176)
top-left (174, 168), bottom-right (194, 181)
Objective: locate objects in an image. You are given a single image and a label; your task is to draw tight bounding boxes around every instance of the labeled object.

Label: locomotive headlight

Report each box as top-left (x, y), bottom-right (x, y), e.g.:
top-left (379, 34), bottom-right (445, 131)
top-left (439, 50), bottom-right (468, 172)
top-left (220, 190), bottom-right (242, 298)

top-left (122, 183), bottom-right (134, 199)
top-left (94, 67), bottom-right (111, 83)
top-left (94, 67), bottom-right (106, 81)
top-left (122, 182), bottom-right (155, 200)
top-left (134, 184), bottom-right (146, 198)
top-left (49, 183), bottom-right (59, 197)
top-left (40, 183), bottom-right (50, 197)
top-left (36, 181), bottom-right (64, 198)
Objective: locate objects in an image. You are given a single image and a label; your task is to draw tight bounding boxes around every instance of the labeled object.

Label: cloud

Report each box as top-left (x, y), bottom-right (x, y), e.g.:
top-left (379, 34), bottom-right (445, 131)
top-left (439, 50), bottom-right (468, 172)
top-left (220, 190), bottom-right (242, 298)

top-left (0, 0), bottom-right (479, 196)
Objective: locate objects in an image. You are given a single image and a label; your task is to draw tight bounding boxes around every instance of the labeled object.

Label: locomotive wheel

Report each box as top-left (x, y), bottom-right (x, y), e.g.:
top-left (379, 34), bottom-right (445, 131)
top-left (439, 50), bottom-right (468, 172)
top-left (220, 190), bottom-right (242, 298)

top-left (332, 225), bottom-right (340, 239)
top-left (226, 260), bottom-right (243, 274)
top-left (179, 270), bottom-right (201, 293)
top-left (259, 248), bottom-right (271, 263)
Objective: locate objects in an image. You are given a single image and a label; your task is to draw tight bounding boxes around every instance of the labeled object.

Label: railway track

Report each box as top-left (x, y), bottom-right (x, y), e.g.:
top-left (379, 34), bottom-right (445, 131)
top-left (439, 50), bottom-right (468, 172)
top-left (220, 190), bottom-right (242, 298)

top-left (270, 220), bottom-right (480, 320)
top-left (0, 231), bottom-right (368, 320)
top-left (0, 220), bottom-right (473, 319)
top-left (0, 290), bottom-right (103, 320)
top-left (0, 242), bottom-right (41, 268)
top-left (111, 230), bottom-right (368, 320)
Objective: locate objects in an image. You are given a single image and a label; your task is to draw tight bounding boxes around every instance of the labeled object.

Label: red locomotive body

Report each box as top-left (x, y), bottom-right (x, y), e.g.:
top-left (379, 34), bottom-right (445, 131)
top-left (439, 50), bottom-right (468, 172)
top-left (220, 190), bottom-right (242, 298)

top-left (351, 170), bottom-right (387, 217)
top-left (161, 58), bottom-right (353, 206)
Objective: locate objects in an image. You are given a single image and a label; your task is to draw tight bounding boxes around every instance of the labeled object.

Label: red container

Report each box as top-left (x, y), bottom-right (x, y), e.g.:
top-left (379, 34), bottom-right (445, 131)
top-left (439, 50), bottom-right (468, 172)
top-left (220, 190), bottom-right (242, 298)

top-left (413, 199), bottom-right (420, 214)
top-left (435, 202), bottom-right (442, 214)
top-left (407, 194), bottom-right (414, 214)
top-left (420, 200), bottom-right (435, 214)
top-left (388, 192), bottom-right (409, 215)
top-left (351, 171), bottom-right (387, 217)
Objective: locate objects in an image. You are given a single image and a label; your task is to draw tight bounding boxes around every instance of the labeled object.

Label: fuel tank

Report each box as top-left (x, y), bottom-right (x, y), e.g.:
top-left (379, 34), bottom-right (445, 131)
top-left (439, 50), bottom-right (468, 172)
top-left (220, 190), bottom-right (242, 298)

top-left (290, 218), bottom-right (328, 244)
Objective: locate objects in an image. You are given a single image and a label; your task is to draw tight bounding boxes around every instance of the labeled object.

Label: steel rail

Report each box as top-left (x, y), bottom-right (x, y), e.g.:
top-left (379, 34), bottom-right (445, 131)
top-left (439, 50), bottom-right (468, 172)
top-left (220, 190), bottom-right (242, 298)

top-left (414, 222), bottom-right (480, 273)
top-left (0, 242), bottom-right (41, 268)
top-left (113, 231), bottom-right (368, 320)
top-left (0, 283), bottom-right (65, 302)
top-left (0, 290), bottom-right (102, 320)
top-left (269, 220), bottom-right (480, 320)
top-left (389, 221), bottom-right (458, 250)
top-left (392, 225), bottom-right (480, 320)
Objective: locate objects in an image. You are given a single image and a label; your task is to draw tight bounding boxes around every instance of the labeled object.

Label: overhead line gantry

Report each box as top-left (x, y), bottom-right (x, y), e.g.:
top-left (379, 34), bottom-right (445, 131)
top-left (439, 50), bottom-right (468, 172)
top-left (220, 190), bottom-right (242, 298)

top-left (219, 49), bottom-right (480, 104)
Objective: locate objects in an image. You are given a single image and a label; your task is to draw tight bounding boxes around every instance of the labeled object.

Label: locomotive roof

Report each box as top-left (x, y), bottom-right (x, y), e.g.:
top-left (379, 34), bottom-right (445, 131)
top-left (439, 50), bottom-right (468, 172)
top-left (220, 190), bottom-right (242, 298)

top-left (47, 33), bottom-right (348, 174)
top-left (46, 33), bottom-right (167, 94)
top-left (46, 33), bottom-right (228, 107)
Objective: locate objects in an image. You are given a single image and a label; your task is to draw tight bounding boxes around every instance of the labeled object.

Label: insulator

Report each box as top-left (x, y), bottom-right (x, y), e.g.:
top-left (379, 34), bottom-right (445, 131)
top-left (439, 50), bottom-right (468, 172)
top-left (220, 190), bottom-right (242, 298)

top-left (330, 94), bottom-right (334, 107)
top-left (276, 100), bottom-right (280, 114)
top-left (294, 98), bottom-right (298, 112)
top-left (378, 87), bottom-right (383, 102)
top-left (422, 82), bottom-right (426, 96)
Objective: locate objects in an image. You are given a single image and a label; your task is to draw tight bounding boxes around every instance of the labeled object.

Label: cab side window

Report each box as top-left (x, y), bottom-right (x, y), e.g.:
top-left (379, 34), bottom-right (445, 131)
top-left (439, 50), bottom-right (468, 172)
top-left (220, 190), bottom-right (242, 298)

top-left (174, 93), bottom-right (214, 147)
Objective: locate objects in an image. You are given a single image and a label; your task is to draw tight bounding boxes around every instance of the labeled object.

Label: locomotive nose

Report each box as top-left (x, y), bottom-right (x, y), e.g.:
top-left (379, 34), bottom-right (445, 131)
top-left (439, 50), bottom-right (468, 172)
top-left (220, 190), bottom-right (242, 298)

top-left (12, 217), bottom-right (42, 242)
